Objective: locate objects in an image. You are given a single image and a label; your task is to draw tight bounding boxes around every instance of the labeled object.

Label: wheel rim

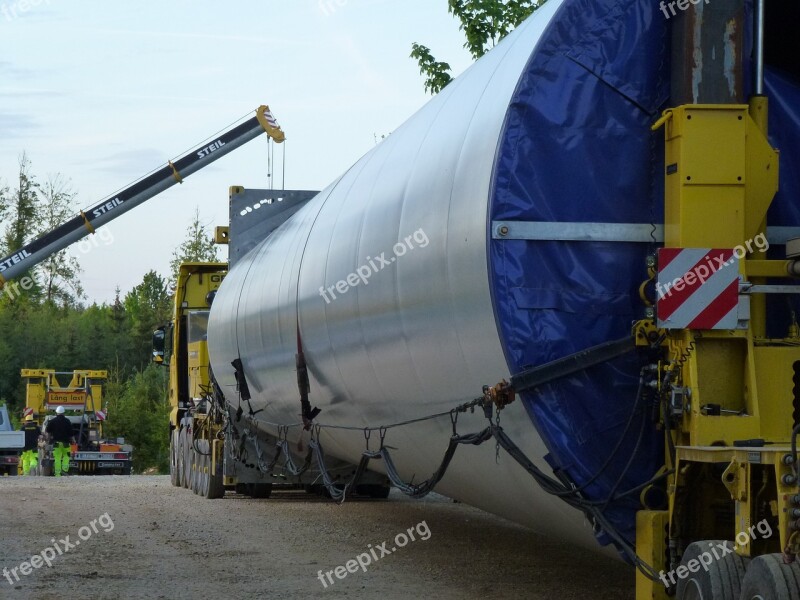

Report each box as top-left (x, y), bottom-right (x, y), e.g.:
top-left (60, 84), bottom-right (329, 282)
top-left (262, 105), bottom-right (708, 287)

top-left (681, 579), bottom-right (706, 600)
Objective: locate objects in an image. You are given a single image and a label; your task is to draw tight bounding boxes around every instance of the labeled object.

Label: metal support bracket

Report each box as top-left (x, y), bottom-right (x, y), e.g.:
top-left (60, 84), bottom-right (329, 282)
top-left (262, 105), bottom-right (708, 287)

top-left (492, 221), bottom-right (800, 245)
top-left (510, 336), bottom-right (635, 394)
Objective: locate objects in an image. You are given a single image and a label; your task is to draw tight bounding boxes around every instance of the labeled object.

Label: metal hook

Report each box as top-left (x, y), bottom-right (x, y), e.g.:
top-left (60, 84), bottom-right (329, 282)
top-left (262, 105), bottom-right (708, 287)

top-left (364, 428), bottom-right (372, 452)
top-left (450, 410), bottom-right (458, 436)
top-left (379, 426), bottom-right (387, 447)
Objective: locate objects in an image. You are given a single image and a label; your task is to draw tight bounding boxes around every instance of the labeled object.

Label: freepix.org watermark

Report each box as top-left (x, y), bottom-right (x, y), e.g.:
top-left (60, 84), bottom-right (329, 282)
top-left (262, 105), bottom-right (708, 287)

top-left (0, 227), bottom-right (113, 303)
top-left (3, 512), bottom-right (115, 585)
top-left (660, 0), bottom-right (710, 20)
top-left (658, 519), bottom-right (772, 587)
top-left (318, 0), bottom-right (347, 17)
top-left (656, 233), bottom-right (768, 300)
top-left (1, 0), bottom-right (50, 22)
top-left (317, 520), bottom-right (431, 588)
top-left (318, 228), bottom-right (430, 304)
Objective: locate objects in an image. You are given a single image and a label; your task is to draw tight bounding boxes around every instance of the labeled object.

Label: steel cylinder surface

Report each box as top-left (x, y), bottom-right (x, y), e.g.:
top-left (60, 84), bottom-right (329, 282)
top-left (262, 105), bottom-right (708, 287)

top-left (209, 0), bottom-right (800, 553)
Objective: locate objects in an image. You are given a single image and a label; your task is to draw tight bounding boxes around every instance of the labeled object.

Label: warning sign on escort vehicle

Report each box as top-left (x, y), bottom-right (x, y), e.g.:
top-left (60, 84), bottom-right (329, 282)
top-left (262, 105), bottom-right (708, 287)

top-left (46, 391), bottom-right (87, 405)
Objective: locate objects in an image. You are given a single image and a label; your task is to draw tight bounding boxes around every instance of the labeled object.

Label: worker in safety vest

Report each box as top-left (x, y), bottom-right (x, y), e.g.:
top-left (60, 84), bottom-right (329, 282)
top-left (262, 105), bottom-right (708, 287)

top-left (45, 406), bottom-right (75, 477)
top-left (20, 415), bottom-right (41, 476)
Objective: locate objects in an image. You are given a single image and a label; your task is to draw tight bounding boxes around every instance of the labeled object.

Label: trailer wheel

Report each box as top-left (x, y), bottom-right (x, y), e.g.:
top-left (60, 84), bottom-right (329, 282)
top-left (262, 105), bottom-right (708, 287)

top-left (177, 429), bottom-right (188, 488)
top-left (190, 443), bottom-right (199, 495)
top-left (209, 473), bottom-right (225, 498)
top-left (170, 430), bottom-right (181, 487)
top-left (197, 443), bottom-right (208, 496)
top-left (39, 448), bottom-right (53, 477)
top-left (676, 541), bottom-right (748, 600)
top-left (181, 429), bottom-right (192, 490)
top-left (190, 433), bottom-right (201, 495)
top-left (200, 439), bottom-right (224, 500)
top-left (197, 439), bottom-right (220, 499)
top-left (739, 553), bottom-right (800, 600)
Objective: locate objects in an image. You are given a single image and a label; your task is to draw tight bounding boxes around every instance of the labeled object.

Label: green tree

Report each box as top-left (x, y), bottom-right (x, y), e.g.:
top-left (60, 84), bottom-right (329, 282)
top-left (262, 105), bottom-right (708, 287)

top-left (169, 207), bottom-right (219, 284)
top-left (3, 152), bottom-right (40, 255)
top-left (411, 0), bottom-right (546, 94)
top-left (38, 174), bottom-right (85, 306)
top-left (0, 177), bottom-right (9, 229)
top-left (124, 271), bottom-right (172, 369)
top-left (104, 364), bottom-right (170, 473)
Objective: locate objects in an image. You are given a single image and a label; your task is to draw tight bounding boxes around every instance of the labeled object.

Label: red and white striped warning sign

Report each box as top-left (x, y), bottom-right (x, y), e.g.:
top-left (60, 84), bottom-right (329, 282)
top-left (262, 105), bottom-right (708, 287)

top-left (95, 410), bottom-right (107, 421)
top-left (23, 407), bottom-right (34, 417)
top-left (656, 248), bottom-right (740, 330)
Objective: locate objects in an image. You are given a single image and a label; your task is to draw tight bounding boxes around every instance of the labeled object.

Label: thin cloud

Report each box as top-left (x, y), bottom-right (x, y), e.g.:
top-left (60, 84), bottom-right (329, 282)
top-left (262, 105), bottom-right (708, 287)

top-left (82, 28), bottom-right (310, 47)
top-left (0, 61), bottom-right (36, 81)
top-left (92, 148), bottom-right (223, 178)
top-left (0, 111), bottom-right (39, 138)
top-left (0, 88), bottom-right (63, 98)
top-left (92, 148), bottom-right (166, 176)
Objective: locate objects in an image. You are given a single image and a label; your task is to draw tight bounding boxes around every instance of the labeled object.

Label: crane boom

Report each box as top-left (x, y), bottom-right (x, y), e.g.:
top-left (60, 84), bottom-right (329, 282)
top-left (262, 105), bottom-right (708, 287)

top-left (0, 104), bottom-right (285, 287)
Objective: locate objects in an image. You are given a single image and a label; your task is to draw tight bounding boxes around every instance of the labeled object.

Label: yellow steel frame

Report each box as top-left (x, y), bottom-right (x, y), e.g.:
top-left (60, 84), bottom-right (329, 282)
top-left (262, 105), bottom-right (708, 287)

top-left (20, 369), bottom-right (107, 422)
top-left (163, 262), bottom-right (230, 493)
top-left (166, 263), bottom-right (226, 431)
top-left (636, 100), bottom-right (798, 599)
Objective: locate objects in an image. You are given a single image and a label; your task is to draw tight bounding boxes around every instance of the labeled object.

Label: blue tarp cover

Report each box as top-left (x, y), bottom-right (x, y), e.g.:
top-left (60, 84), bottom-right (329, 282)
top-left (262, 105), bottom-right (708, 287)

top-left (489, 0), bottom-right (800, 551)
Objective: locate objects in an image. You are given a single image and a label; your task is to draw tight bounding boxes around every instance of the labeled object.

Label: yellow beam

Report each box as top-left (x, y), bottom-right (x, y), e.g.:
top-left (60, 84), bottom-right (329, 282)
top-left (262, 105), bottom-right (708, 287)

top-left (745, 259), bottom-right (793, 278)
top-left (636, 511), bottom-right (670, 600)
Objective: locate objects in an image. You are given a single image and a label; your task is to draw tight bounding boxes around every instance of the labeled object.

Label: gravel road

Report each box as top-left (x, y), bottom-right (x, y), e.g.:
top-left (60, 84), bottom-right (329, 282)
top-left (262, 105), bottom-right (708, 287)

top-left (0, 476), bottom-right (633, 599)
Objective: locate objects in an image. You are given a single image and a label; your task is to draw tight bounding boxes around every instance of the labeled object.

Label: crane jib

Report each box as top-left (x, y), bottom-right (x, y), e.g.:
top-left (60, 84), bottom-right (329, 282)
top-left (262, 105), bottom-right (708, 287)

top-left (0, 114), bottom-right (263, 279)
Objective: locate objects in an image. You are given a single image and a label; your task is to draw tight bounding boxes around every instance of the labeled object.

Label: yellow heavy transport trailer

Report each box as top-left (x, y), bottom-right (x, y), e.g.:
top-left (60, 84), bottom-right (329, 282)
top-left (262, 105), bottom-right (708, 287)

top-left (21, 369), bottom-right (132, 476)
top-left (634, 2), bottom-right (800, 597)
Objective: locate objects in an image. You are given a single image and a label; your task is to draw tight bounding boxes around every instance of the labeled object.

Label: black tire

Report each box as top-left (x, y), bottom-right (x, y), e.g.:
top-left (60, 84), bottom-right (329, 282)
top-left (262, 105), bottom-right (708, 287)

top-left (191, 436), bottom-right (201, 495)
top-left (739, 553), bottom-right (800, 600)
top-left (203, 440), bottom-right (224, 500)
top-left (170, 430), bottom-right (181, 487)
top-left (203, 445), bottom-right (211, 496)
top-left (357, 484), bottom-right (391, 499)
top-left (198, 439), bottom-right (220, 499)
top-left (40, 448), bottom-right (53, 477)
top-left (247, 483), bottom-right (273, 499)
top-left (178, 429), bottom-right (189, 489)
top-left (183, 429), bottom-right (193, 491)
top-left (190, 443), bottom-right (199, 495)
top-left (9, 465), bottom-right (18, 477)
top-left (198, 441), bottom-right (209, 496)
top-left (42, 459), bottom-right (53, 477)
top-left (676, 541), bottom-right (749, 600)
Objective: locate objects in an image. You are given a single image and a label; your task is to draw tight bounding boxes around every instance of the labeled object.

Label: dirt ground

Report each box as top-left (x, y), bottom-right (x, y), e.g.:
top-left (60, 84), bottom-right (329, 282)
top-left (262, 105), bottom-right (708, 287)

top-left (0, 476), bottom-right (633, 599)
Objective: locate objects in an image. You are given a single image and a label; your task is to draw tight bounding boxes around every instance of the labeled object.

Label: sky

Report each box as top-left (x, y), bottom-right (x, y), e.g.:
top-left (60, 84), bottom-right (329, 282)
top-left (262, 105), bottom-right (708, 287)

top-left (0, 0), bottom-right (473, 303)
